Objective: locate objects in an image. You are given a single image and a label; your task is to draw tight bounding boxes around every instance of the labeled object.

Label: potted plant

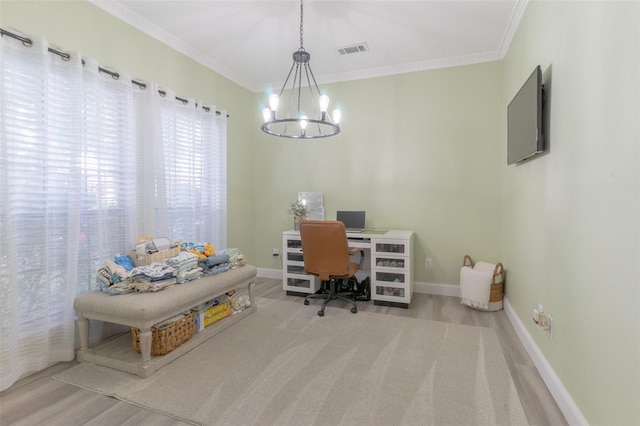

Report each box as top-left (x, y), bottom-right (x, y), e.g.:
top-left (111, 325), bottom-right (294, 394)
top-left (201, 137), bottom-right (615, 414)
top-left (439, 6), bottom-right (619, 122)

top-left (288, 200), bottom-right (311, 230)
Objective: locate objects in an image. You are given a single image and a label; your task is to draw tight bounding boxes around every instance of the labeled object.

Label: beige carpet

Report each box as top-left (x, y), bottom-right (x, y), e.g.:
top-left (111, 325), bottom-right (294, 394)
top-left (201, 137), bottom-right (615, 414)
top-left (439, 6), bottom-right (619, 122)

top-left (54, 297), bottom-right (528, 426)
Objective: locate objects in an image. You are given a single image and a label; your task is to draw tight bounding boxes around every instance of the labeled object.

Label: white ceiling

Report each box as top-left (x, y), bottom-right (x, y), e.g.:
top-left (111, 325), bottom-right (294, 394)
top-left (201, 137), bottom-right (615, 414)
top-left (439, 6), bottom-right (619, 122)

top-left (90, 0), bottom-right (527, 93)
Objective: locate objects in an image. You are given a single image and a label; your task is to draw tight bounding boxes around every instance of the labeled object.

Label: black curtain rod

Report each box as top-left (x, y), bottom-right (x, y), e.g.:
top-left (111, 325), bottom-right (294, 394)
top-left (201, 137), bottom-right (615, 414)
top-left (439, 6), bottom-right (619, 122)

top-left (0, 28), bottom-right (229, 118)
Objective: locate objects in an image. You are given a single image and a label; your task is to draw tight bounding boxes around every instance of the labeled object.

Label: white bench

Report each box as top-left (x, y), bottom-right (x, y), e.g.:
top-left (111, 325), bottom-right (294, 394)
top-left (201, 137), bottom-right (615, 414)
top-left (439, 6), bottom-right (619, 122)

top-left (74, 265), bottom-right (257, 378)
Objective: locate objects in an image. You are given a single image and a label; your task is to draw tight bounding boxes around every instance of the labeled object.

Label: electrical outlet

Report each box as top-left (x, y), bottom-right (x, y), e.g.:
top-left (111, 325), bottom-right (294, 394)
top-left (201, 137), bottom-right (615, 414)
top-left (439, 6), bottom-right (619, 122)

top-left (272, 248), bottom-right (279, 257)
top-left (533, 304), bottom-right (553, 339)
top-left (425, 258), bottom-right (432, 269)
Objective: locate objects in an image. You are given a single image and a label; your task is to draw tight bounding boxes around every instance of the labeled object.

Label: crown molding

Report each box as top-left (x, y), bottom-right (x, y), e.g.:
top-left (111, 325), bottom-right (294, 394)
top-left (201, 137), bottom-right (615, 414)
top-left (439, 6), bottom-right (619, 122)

top-left (89, 0), bottom-right (528, 94)
top-left (498, 0), bottom-right (529, 57)
top-left (88, 0), bottom-right (256, 92)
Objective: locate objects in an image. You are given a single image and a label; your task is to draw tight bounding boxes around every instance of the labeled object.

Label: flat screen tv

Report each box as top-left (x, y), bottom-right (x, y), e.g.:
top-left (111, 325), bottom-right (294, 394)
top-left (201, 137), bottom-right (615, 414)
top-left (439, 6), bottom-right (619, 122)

top-left (507, 65), bottom-right (545, 165)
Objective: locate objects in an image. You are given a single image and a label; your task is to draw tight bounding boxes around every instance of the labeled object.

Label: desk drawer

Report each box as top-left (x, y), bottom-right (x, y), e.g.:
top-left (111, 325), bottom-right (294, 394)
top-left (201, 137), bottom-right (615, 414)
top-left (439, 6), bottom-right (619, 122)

top-left (287, 252), bottom-right (304, 262)
top-left (375, 285), bottom-right (405, 299)
top-left (287, 265), bottom-right (307, 274)
top-left (371, 267), bottom-right (411, 305)
top-left (285, 276), bottom-right (312, 290)
top-left (286, 239), bottom-right (302, 249)
top-left (374, 271), bottom-right (405, 284)
top-left (372, 239), bottom-right (409, 256)
top-left (373, 255), bottom-right (408, 270)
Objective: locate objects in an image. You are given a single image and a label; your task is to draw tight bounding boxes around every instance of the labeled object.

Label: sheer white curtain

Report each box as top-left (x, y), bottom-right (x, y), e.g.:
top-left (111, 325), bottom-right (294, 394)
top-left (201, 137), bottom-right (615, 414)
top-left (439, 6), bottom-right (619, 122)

top-left (157, 93), bottom-right (227, 248)
top-left (0, 35), bottom-right (138, 390)
top-left (134, 80), bottom-right (165, 236)
top-left (0, 35), bottom-right (81, 391)
top-left (0, 31), bottom-right (227, 391)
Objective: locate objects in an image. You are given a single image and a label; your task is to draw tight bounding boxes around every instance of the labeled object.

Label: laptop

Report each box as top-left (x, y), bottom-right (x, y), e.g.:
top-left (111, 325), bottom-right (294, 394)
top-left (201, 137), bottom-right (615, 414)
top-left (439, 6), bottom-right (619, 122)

top-left (336, 210), bottom-right (366, 232)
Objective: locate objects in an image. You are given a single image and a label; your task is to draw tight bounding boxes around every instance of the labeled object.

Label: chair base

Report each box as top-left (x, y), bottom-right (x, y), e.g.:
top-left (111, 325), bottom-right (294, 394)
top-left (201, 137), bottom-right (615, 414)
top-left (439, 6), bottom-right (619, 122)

top-left (304, 279), bottom-right (357, 316)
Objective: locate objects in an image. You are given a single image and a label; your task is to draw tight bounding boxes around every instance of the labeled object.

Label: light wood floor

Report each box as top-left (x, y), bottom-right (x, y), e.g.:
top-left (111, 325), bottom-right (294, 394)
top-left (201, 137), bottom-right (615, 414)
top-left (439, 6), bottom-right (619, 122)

top-left (0, 277), bottom-right (567, 426)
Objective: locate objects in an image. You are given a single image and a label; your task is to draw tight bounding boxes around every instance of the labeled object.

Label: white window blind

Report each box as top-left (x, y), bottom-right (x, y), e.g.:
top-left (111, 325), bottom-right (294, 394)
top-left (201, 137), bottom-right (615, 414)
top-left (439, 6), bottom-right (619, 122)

top-left (158, 95), bottom-right (227, 248)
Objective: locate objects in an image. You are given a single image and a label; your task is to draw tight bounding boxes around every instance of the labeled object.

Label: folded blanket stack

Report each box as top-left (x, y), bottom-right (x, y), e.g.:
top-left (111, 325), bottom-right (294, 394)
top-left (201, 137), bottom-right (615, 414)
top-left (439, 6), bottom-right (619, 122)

top-left (94, 245), bottom-right (248, 295)
top-left (164, 251), bottom-right (203, 283)
top-left (199, 253), bottom-right (230, 275)
top-left (224, 248), bottom-right (246, 269)
top-left (96, 259), bottom-right (135, 295)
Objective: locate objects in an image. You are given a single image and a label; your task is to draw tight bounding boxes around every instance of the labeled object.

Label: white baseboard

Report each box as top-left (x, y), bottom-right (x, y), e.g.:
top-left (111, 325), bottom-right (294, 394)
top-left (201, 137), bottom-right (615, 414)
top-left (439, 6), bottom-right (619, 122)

top-left (258, 271), bottom-right (460, 298)
top-left (414, 281), bottom-right (459, 297)
top-left (256, 268), bottom-right (282, 280)
top-left (503, 297), bottom-right (587, 426)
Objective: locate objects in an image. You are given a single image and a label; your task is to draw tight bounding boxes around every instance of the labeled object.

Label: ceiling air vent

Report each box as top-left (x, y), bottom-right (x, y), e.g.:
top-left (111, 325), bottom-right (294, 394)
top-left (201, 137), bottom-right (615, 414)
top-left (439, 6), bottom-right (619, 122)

top-left (336, 43), bottom-right (369, 56)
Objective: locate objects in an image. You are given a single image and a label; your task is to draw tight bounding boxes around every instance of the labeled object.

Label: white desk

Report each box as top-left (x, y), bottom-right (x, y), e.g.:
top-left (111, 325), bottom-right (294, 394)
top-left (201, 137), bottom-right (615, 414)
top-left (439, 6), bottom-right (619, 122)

top-left (282, 229), bottom-right (414, 307)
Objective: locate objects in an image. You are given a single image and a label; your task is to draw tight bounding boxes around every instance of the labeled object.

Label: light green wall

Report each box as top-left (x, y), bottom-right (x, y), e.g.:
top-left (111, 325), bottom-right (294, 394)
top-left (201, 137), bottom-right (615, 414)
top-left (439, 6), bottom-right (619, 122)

top-left (254, 64), bottom-right (504, 283)
top-left (502, 1), bottom-right (640, 424)
top-left (1, 0), bottom-right (256, 261)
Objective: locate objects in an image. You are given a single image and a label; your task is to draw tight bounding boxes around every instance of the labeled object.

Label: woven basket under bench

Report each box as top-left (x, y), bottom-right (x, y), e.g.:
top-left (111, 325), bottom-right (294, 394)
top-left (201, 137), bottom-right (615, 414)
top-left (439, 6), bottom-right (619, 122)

top-left (131, 311), bottom-right (196, 356)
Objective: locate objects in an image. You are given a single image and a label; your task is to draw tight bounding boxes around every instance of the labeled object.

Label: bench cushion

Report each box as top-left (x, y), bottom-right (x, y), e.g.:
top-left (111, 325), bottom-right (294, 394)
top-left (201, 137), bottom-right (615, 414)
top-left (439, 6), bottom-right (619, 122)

top-left (74, 265), bottom-right (257, 323)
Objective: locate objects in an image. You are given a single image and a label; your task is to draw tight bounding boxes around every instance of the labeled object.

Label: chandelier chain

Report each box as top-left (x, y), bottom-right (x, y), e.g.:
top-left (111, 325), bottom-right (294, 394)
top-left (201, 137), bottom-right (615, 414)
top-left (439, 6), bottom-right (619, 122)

top-left (299, 0), bottom-right (304, 50)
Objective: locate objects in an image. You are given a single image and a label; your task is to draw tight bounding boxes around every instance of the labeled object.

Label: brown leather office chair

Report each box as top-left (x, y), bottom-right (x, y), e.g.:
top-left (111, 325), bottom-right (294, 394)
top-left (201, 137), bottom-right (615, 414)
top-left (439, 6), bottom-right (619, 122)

top-left (299, 220), bottom-right (358, 317)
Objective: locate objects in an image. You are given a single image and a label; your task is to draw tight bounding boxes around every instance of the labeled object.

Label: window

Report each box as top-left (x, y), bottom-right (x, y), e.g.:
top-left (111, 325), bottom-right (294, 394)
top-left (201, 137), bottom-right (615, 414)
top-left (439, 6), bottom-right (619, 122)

top-left (0, 31), bottom-right (227, 391)
top-left (158, 97), bottom-right (227, 246)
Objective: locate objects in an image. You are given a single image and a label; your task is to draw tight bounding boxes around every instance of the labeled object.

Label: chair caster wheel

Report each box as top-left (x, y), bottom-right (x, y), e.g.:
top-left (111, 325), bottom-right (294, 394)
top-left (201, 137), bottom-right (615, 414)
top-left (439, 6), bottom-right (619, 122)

top-left (317, 310), bottom-right (324, 317)
top-left (351, 307), bottom-right (358, 314)
top-left (304, 300), bottom-right (309, 305)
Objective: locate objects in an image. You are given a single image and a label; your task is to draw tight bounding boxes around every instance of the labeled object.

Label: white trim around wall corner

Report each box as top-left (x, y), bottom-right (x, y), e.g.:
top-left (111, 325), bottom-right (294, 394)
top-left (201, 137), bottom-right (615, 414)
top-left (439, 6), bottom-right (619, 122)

top-left (503, 297), bottom-right (588, 426)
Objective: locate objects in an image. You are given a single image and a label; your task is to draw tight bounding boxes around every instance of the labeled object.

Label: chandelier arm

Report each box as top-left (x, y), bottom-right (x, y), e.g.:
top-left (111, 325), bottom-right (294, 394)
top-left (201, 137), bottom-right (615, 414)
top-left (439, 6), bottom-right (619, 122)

top-left (285, 62), bottom-right (302, 135)
top-left (278, 61), bottom-right (298, 99)
top-left (303, 64), bottom-right (322, 134)
top-left (305, 62), bottom-right (332, 131)
top-left (306, 60), bottom-right (323, 99)
top-left (289, 62), bottom-right (301, 119)
top-left (303, 64), bottom-right (318, 117)
top-left (279, 61), bottom-right (297, 137)
top-left (307, 63), bottom-right (334, 128)
top-left (297, 63), bottom-right (305, 119)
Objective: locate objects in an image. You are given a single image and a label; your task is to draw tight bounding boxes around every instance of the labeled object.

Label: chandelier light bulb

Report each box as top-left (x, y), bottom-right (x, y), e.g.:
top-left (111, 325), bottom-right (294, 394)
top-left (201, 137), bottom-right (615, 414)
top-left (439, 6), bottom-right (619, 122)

top-left (269, 94), bottom-right (280, 111)
top-left (300, 115), bottom-right (308, 130)
top-left (319, 95), bottom-right (330, 113)
top-left (262, 108), bottom-right (271, 123)
top-left (332, 109), bottom-right (342, 124)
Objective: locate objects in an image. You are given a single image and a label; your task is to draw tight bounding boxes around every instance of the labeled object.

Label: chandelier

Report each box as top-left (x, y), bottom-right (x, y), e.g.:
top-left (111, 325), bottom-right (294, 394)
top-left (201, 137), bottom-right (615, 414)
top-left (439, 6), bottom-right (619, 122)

top-left (261, 0), bottom-right (341, 139)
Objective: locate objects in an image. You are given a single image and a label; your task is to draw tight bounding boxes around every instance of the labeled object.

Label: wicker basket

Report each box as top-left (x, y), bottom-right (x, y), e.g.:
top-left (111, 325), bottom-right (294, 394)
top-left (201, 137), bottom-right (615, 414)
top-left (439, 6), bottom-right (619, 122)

top-left (463, 255), bottom-right (505, 302)
top-left (204, 301), bottom-right (231, 327)
top-left (129, 246), bottom-right (181, 267)
top-left (131, 311), bottom-right (196, 356)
